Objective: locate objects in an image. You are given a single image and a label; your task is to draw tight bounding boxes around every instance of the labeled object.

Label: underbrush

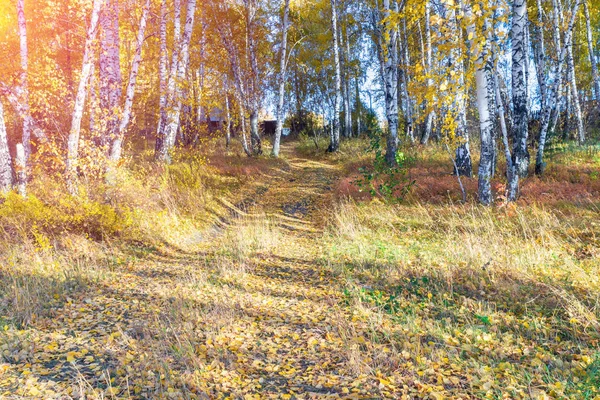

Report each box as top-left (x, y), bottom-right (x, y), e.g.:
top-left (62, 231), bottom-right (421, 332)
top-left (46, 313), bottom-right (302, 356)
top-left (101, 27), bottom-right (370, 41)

top-left (0, 146), bottom-right (242, 329)
top-left (325, 200), bottom-right (600, 398)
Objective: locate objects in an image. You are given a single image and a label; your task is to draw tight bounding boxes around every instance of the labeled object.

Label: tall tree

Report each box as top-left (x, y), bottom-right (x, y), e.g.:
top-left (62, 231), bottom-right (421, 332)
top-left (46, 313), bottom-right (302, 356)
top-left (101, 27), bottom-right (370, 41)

top-left (467, 2), bottom-right (494, 205)
top-left (511, 0), bottom-right (529, 179)
top-left (155, 0), bottom-right (169, 154)
top-left (99, 0), bottom-right (123, 149)
top-left (272, 0), bottom-right (291, 157)
top-left (16, 0), bottom-right (32, 160)
top-left (65, 0), bottom-right (104, 194)
top-left (535, 0), bottom-right (582, 175)
top-left (421, 0), bottom-right (435, 145)
top-left (583, 1), bottom-right (600, 110)
top-left (328, 0), bottom-right (342, 153)
top-left (565, 0), bottom-right (584, 143)
top-left (157, 0), bottom-right (197, 163)
top-left (0, 101), bottom-right (12, 193)
top-left (377, 0), bottom-right (399, 165)
top-left (106, 0), bottom-right (151, 181)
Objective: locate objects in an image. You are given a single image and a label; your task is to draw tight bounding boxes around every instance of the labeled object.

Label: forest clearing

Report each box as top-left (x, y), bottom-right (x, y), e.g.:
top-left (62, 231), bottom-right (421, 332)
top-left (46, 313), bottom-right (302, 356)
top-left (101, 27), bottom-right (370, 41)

top-left (1, 0), bottom-right (600, 398)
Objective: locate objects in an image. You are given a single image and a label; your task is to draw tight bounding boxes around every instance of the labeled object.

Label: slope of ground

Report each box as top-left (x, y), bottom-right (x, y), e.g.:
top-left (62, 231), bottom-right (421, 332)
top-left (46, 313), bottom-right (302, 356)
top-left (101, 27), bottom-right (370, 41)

top-left (0, 141), bottom-right (599, 399)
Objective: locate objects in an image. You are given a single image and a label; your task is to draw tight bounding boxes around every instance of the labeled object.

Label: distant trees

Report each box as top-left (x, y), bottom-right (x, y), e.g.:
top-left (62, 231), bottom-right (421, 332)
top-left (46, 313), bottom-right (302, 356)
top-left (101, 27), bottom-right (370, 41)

top-left (0, 0), bottom-right (598, 203)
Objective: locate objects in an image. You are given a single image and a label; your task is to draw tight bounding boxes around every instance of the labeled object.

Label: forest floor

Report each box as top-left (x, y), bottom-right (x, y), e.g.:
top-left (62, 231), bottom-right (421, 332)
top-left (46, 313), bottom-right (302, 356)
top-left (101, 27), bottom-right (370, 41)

top-left (1, 139), bottom-right (600, 399)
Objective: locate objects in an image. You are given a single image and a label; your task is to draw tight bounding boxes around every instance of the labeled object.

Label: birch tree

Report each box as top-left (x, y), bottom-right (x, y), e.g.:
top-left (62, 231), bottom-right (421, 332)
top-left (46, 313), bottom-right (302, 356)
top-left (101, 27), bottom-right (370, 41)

top-left (328, 0), bottom-right (342, 153)
top-left (157, 0), bottom-right (197, 163)
top-left (535, 0), bottom-right (582, 175)
top-left (99, 0), bottom-right (123, 149)
top-left (583, 1), bottom-right (600, 109)
top-left (272, 0), bottom-right (291, 157)
top-left (465, 2), bottom-right (494, 205)
top-left (65, 0), bottom-right (104, 194)
top-left (106, 0), bottom-right (151, 181)
top-left (421, 0), bottom-right (435, 145)
top-left (565, 0), bottom-right (584, 144)
top-left (377, 0), bottom-right (399, 165)
top-left (16, 0), bottom-right (32, 160)
top-left (0, 101), bottom-right (12, 193)
top-left (510, 0), bottom-right (529, 179)
top-left (155, 0), bottom-right (168, 154)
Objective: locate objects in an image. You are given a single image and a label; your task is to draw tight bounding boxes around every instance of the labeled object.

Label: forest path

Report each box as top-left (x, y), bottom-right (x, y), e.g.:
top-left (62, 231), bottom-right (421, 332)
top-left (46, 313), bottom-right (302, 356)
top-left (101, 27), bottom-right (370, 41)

top-left (1, 142), bottom-right (393, 398)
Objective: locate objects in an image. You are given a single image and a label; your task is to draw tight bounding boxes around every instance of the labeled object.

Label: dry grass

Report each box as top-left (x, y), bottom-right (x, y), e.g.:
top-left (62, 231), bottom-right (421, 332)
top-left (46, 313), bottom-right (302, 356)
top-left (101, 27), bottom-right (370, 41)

top-left (1, 139), bottom-right (599, 398)
top-left (324, 199), bottom-right (600, 397)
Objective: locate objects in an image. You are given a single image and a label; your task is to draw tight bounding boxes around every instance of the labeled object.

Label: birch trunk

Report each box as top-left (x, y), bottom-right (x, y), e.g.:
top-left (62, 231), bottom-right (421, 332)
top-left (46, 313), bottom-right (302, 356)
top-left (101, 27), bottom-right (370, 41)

top-left (493, 63), bottom-right (518, 201)
top-left (196, 19), bottom-right (206, 127)
top-left (532, 0), bottom-right (547, 105)
top-left (536, 0), bottom-right (581, 174)
top-left (328, 0), bottom-right (341, 153)
top-left (0, 101), bottom-right (12, 193)
top-left (380, 0), bottom-right (399, 165)
top-left (355, 77), bottom-right (361, 136)
top-left (511, 0), bottom-right (530, 178)
top-left (159, 0), bottom-right (197, 163)
top-left (466, 6), bottom-right (494, 205)
top-left (225, 93), bottom-right (231, 149)
top-left (99, 0), bottom-right (122, 149)
top-left (449, 4), bottom-right (472, 177)
top-left (0, 84), bottom-right (46, 142)
top-left (156, 0), bottom-right (182, 158)
top-left (422, 0), bottom-right (435, 145)
top-left (89, 63), bottom-right (99, 138)
top-left (15, 143), bottom-right (26, 197)
top-left (17, 0), bottom-right (32, 160)
top-left (565, 0), bottom-right (584, 144)
top-left (345, 24), bottom-right (353, 138)
top-left (583, 1), bottom-right (600, 108)
top-left (155, 0), bottom-right (168, 154)
top-left (239, 101), bottom-right (251, 156)
top-left (246, 0), bottom-right (262, 155)
top-left (65, 0), bottom-right (104, 194)
top-left (401, 18), bottom-right (414, 144)
top-left (272, 0), bottom-right (291, 157)
top-left (106, 0), bottom-right (150, 182)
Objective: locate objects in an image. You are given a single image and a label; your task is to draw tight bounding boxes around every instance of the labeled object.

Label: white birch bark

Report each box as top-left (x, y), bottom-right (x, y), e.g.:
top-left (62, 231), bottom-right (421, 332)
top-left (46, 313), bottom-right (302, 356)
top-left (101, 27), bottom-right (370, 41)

top-left (99, 0), bottom-right (122, 149)
top-left (17, 0), bottom-right (32, 160)
top-left (422, 0), bottom-right (435, 145)
top-left (246, 0), bottom-right (262, 155)
top-left (328, 0), bottom-right (342, 153)
top-left (583, 1), bottom-right (600, 108)
top-left (156, 0), bottom-right (181, 157)
top-left (65, 0), bottom-right (104, 195)
top-left (448, 3), bottom-right (472, 177)
top-left (379, 0), bottom-right (399, 165)
top-left (155, 0), bottom-right (168, 154)
top-left (345, 24), bottom-right (353, 138)
top-left (536, 0), bottom-right (581, 174)
top-left (565, 0), bottom-right (584, 144)
top-left (511, 0), bottom-right (530, 178)
top-left (107, 0), bottom-right (150, 176)
top-left (159, 0), bottom-right (197, 163)
top-left (225, 92), bottom-right (231, 149)
top-left (401, 17), bottom-right (414, 144)
top-left (239, 100), bottom-right (251, 156)
top-left (15, 143), bottom-right (26, 197)
top-left (0, 84), bottom-right (46, 142)
top-left (0, 101), bottom-right (12, 192)
top-left (532, 0), bottom-right (547, 105)
top-left (196, 18), bottom-right (206, 127)
top-left (466, 3), bottom-right (494, 205)
top-left (272, 0), bottom-right (291, 157)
